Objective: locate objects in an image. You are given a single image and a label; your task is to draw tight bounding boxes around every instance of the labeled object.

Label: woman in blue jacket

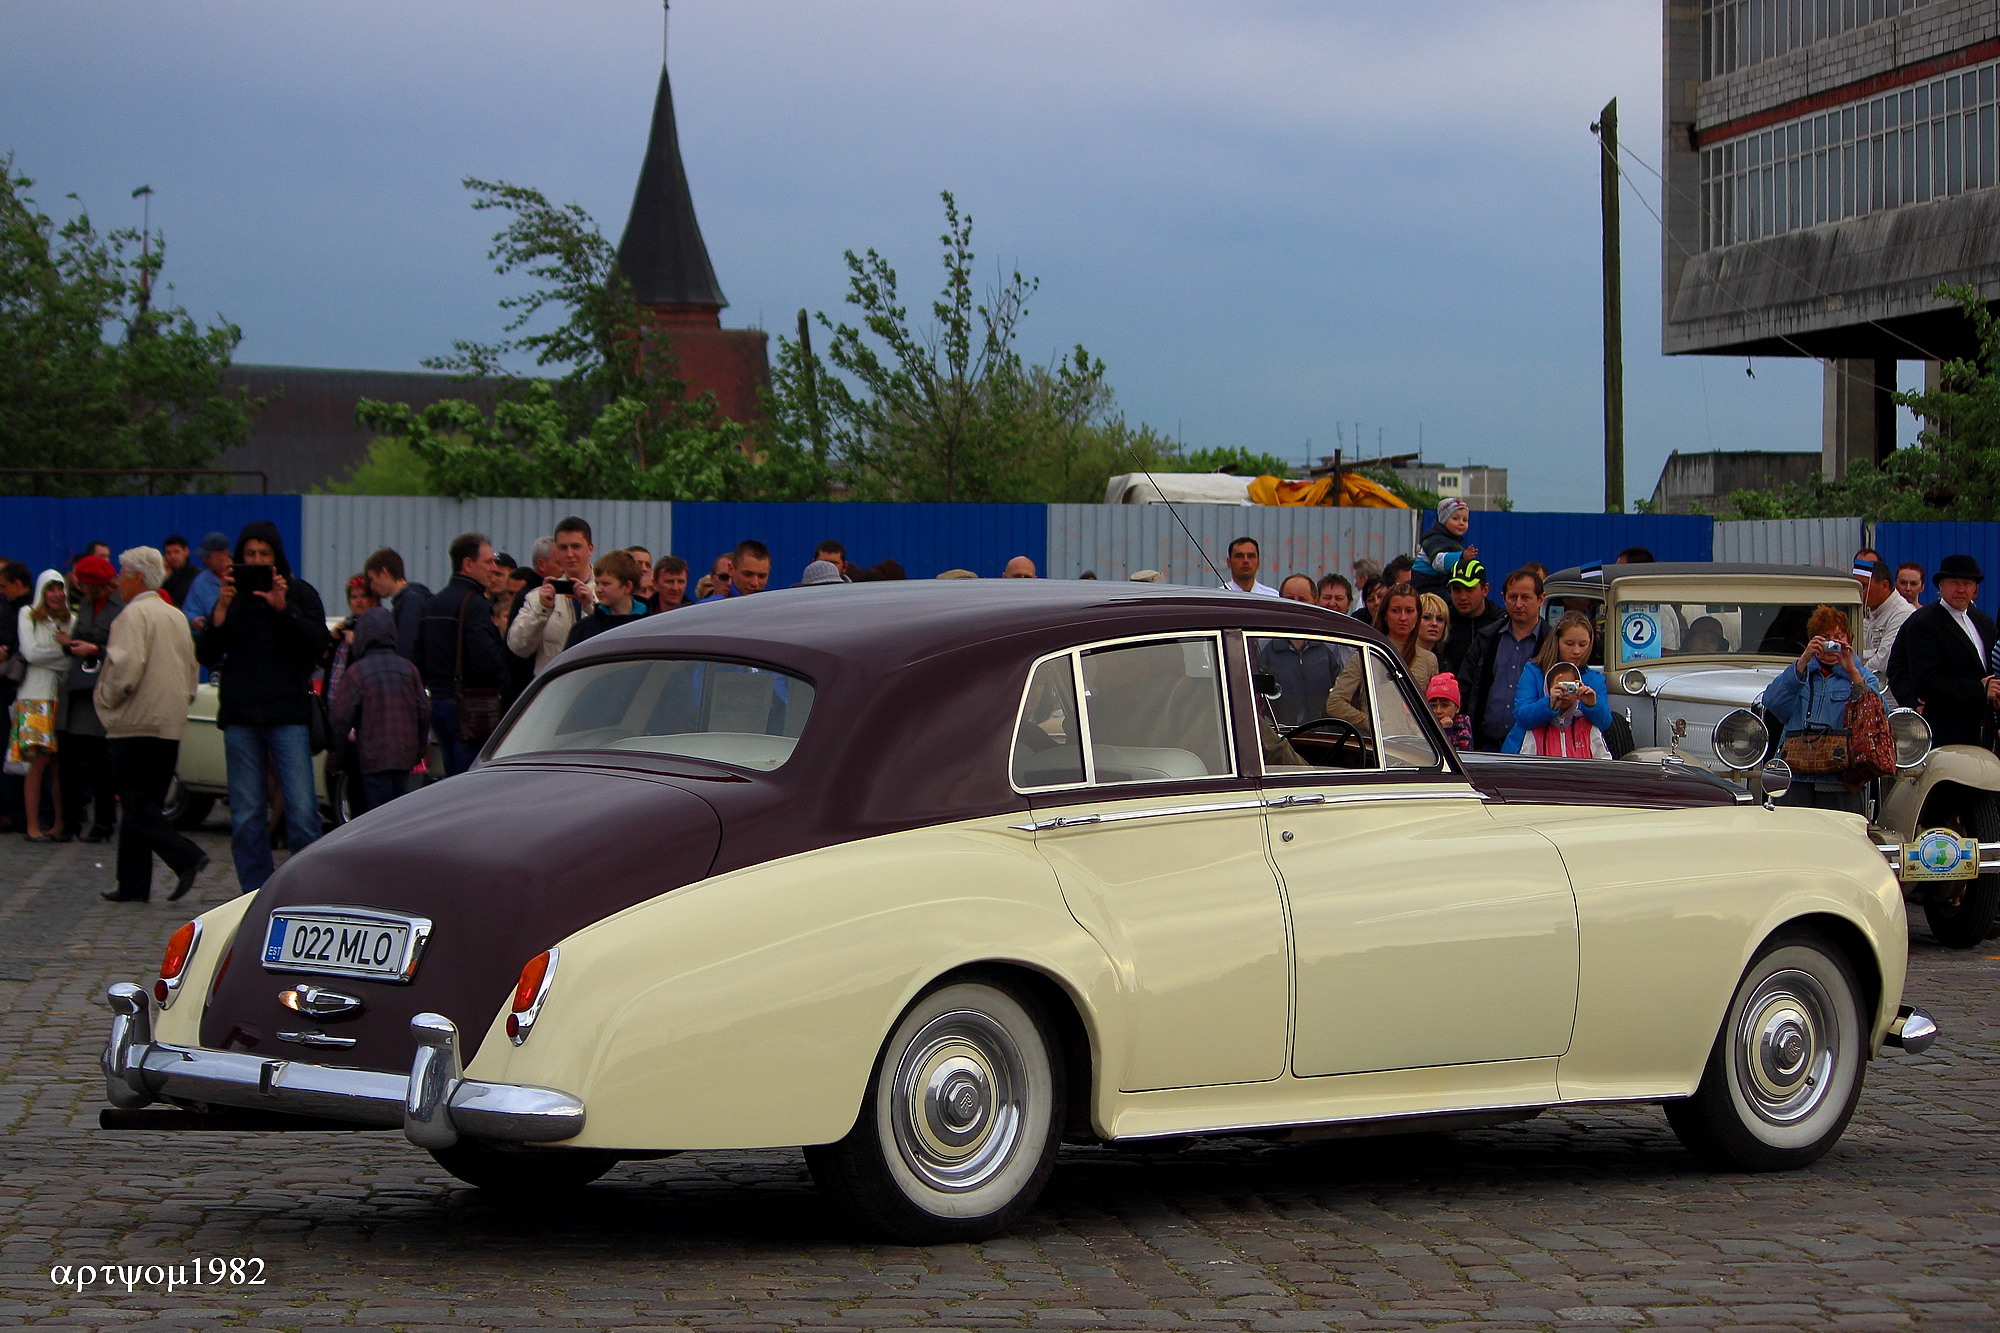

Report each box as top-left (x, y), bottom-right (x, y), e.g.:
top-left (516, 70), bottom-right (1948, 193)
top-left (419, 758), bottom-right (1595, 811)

top-left (1761, 604), bottom-right (1884, 813)
top-left (1504, 611), bottom-right (1612, 753)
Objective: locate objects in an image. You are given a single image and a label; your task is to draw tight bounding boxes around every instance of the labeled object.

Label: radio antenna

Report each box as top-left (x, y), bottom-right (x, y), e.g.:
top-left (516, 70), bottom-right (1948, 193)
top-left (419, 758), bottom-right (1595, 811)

top-left (1140, 466), bottom-right (1225, 587)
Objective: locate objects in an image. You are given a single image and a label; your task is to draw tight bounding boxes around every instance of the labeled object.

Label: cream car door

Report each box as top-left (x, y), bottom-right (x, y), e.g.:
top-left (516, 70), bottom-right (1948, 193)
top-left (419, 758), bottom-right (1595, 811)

top-left (1014, 636), bottom-right (1290, 1093)
top-left (1252, 637), bottom-right (1579, 1079)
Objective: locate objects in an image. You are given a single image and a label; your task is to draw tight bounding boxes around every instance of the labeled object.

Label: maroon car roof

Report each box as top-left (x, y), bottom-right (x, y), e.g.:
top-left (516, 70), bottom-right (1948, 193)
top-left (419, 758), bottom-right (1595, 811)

top-left (557, 579), bottom-right (1390, 674)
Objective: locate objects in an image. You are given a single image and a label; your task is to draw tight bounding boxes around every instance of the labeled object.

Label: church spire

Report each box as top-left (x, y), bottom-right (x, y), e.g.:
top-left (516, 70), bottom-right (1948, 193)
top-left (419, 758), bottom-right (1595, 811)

top-left (617, 1), bottom-right (726, 315)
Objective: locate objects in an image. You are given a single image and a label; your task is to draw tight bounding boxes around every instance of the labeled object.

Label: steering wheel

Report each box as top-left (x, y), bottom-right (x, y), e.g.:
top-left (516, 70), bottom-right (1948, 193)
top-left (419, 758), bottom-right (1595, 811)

top-left (1280, 716), bottom-right (1368, 764)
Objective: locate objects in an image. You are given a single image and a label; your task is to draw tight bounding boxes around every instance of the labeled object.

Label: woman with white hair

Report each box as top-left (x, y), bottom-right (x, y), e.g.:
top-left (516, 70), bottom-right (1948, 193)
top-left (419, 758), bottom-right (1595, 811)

top-left (13, 570), bottom-right (73, 840)
top-left (93, 547), bottom-right (205, 903)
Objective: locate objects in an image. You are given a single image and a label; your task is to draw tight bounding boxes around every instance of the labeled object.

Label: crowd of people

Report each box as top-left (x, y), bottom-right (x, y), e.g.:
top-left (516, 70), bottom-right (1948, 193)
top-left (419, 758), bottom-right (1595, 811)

top-left (0, 519), bottom-right (1044, 902)
top-left (0, 497), bottom-right (1988, 895)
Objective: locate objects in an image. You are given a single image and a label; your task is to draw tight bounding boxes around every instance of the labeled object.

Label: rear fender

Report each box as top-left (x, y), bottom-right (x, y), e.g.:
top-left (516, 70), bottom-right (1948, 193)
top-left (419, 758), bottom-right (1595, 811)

top-left (462, 819), bottom-right (1115, 1153)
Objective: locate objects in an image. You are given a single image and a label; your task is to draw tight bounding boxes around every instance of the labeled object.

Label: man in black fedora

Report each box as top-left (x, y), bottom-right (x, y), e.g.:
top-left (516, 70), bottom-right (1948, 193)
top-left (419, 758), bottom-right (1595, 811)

top-left (1888, 553), bottom-right (2000, 747)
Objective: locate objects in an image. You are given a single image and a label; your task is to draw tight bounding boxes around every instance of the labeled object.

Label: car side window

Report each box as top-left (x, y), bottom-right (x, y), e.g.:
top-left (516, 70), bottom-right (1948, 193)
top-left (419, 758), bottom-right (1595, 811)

top-left (1081, 637), bottom-right (1233, 784)
top-left (1367, 651), bottom-right (1445, 771)
top-left (1250, 636), bottom-right (1442, 774)
top-left (1011, 655), bottom-right (1086, 789)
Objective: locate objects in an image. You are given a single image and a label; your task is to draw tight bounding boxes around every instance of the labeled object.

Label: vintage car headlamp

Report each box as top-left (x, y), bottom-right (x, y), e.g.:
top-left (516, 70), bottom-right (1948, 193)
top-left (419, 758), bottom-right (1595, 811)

top-left (1620, 669), bottom-right (1648, 694)
top-left (1711, 708), bottom-right (1769, 772)
top-left (1887, 707), bottom-right (1932, 771)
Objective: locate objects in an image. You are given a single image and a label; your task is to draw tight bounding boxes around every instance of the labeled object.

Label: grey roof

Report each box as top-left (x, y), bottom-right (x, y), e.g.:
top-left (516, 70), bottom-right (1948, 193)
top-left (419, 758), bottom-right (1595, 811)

top-left (1546, 562), bottom-right (1855, 586)
top-left (616, 58), bottom-right (726, 310)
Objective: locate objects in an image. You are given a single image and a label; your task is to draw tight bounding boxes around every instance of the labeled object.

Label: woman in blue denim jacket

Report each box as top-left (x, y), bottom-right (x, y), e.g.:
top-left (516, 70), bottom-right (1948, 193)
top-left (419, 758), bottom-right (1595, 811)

top-left (1761, 604), bottom-right (1884, 813)
top-left (1504, 611), bottom-right (1612, 753)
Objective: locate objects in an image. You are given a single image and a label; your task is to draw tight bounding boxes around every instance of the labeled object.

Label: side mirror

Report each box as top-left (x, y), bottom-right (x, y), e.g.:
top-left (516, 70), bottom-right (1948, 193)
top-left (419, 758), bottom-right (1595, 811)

top-left (1252, 671), bottom-right (1282, 700)
top-left (1754, 757), bottom-right (1793, 808)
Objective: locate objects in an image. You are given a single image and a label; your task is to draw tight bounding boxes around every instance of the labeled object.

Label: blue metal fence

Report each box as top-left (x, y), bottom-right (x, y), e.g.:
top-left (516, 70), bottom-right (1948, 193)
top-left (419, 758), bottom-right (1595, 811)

top-left (1424, 512), bottom-right (1716, 583)
top-left (1874, 522), bottom-right (2000, 617)
top-left (0, 495), bottom-right (304, 581)
top-left (670, 502), bottom-right (1049, 584)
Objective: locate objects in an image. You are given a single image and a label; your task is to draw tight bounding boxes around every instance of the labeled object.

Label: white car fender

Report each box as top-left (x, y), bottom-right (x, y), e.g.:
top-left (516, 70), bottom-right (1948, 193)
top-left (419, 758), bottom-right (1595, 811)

top-left (1881, 742), bottom-right (2000, 835)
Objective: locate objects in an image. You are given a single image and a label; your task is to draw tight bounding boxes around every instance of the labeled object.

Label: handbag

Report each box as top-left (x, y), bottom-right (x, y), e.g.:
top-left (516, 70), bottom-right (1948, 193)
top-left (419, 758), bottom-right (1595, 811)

top-left (1782, 724), bottom-right (1850, 775)
top-left (453, 592), bottom-right (504, 747)
top-left (1842, 686), bottom-right (1896, 788)
top-left (307, 691), bottom-right (332, 755)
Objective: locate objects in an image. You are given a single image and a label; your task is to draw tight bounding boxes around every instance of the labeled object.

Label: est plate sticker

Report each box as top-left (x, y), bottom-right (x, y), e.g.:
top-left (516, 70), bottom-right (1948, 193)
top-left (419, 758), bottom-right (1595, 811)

top-left (1901, 827), bottom-right (1979, 882)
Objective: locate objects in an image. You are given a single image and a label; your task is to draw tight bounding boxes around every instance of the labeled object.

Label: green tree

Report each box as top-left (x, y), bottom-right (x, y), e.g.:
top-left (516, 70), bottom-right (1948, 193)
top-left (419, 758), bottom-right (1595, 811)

top-left (764, 191), bottom-right (1162, 503)
top-left (360, 177), bottom-right (786, 500)
top-left (1718, 286), bottom-right (2000, 521)
top-left (0, 160), bottom-right (255, 495)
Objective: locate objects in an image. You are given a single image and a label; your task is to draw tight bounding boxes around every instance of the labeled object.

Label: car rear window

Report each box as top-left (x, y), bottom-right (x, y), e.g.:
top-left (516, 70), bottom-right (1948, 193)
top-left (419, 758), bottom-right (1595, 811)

top-left (490, 658), bottom-right (815, 771)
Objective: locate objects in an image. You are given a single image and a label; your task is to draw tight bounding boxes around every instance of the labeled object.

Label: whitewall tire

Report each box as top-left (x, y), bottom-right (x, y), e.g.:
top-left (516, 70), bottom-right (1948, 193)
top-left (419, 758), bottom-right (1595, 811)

top-left (1666, 934), bottom-right (1866, 1171)
top-left (806, 979), bottom-right (1064, 1243)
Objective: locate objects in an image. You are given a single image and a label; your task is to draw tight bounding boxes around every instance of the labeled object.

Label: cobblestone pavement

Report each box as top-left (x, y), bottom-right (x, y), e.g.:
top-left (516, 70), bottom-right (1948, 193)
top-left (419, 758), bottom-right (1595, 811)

top-left (0, 830), bottom-right (1994, 1332)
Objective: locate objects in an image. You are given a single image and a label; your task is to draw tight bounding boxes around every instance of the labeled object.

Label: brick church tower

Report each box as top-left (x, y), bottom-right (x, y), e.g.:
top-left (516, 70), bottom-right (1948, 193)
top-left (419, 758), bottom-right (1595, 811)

top-left (616, 9), bottom-right (768, 422)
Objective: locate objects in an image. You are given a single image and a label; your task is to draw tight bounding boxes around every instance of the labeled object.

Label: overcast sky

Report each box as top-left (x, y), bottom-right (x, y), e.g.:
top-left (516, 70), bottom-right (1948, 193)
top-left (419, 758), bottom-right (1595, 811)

top-left (3, 0), bottom-right (1870, 510)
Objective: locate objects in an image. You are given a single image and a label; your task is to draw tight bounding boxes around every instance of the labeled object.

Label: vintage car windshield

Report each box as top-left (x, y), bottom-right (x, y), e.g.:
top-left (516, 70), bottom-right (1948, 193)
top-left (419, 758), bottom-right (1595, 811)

top-left (1613, 600), bottom-right (1837, 663)
top-left (490, 657), bottom-right (815, 770)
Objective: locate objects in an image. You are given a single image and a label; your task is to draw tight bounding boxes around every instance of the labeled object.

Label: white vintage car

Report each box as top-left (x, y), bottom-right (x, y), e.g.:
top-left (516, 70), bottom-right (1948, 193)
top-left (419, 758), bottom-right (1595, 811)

top-left (1543, 563), bottom-right (2000, 947)
top-left (104, 582), bottom-right (1935, 1242)
top-left (166, 618), bottom-right (440, 829)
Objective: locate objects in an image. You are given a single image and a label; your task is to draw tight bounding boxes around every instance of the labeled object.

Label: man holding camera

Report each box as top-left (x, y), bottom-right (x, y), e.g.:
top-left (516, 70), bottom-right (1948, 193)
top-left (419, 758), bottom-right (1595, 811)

top-left (195, 521), bottom-right (329, 894)
top-left (1889, 553), bottom-right (2000, 748)
top-left (507, 516), bottom-right (596, 676)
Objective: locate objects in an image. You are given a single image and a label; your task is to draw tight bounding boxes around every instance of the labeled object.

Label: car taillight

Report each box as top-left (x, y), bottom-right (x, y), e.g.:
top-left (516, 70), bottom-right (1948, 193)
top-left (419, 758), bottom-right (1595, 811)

top-left (155, 920), bottom-right (202, 1008)
top-left (506, 948), bottom-right (557, 1046)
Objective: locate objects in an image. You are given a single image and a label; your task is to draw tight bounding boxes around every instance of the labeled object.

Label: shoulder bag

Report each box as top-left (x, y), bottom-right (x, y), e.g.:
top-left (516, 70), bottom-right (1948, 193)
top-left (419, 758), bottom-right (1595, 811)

top-left (1842, 686), bottom-right (1896, 788)
top-left (454, 591), bottom-right (505, 746)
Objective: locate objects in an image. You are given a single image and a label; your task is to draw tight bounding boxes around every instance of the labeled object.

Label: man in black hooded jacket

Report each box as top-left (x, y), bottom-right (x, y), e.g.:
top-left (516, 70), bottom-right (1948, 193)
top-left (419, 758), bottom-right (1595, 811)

top-left (196, 521), bottom-right (329, 893)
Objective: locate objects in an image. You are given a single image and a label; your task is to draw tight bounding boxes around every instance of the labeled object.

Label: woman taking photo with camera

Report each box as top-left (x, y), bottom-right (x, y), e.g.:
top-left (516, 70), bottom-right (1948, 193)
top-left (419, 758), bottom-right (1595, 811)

top-left (1760, 604), bottom-right (1886, 812)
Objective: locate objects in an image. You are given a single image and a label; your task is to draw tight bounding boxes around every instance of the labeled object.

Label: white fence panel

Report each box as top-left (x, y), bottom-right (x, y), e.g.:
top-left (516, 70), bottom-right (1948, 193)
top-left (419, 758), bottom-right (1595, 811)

top-left (1046, 504), bottom-right (1418, 586)
top-left (1711, 518), bottom-right (1865, 569)
top-left (299, 496), bottom-right (674, 595)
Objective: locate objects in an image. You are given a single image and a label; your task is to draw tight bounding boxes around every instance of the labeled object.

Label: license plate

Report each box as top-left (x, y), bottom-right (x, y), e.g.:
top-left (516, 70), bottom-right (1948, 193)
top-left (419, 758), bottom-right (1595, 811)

top-left (1899, 828), bottom-right (1980, 883)
top-left (262, 907), bottom-right (432, 982)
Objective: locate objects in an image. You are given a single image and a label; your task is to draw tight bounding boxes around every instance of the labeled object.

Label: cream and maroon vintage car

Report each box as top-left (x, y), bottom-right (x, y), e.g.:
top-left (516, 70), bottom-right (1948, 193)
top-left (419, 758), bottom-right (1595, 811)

top-left (102, 582), bottom-right (1936, 1242)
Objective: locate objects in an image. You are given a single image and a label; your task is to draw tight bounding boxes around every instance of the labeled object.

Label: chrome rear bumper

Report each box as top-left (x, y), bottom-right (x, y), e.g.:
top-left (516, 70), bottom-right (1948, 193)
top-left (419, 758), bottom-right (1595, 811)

top-left (1883, 1004), bottom-right (1939, 1055)
top-left (101, 983), bottom-right (584, 1149)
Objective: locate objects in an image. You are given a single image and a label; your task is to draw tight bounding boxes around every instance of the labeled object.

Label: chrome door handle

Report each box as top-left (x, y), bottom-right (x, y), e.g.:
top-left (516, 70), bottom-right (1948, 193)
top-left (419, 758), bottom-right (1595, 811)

top-left (1264, 794), bottom-right (1327, 809)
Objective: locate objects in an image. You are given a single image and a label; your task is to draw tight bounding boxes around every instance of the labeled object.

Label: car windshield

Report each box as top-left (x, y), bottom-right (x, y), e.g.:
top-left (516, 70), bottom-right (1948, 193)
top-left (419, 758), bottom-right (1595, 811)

top-left (490, 657), bottom-right (815, 770)
top-left (1613, 600), bottom-right (1837, 663)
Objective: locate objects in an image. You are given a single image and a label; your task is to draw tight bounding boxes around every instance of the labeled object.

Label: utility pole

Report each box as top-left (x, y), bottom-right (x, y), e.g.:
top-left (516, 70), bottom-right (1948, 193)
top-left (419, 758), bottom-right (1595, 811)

top-left (1593, 98), bottom-right (1625, 514)
top-left (797, 309), bottom-right (829, 472)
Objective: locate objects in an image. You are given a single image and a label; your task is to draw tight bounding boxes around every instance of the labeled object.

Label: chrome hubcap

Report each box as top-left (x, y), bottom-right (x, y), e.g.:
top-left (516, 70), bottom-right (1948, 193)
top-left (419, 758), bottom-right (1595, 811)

top-left (1735, 968), bottom-right (1838, 1124)
top-left (891, 1009), bottom-right (1024, 1192)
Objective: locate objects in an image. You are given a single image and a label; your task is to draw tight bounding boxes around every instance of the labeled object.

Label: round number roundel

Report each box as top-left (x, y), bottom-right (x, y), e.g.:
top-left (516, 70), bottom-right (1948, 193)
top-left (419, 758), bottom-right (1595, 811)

top-left (1620, 611), bottom-right (1660, 653)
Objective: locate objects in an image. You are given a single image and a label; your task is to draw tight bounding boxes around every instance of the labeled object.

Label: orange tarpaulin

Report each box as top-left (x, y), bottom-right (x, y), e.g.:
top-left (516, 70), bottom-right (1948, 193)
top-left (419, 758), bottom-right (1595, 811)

top-left (1247, 473), bottom-right (1409, 509)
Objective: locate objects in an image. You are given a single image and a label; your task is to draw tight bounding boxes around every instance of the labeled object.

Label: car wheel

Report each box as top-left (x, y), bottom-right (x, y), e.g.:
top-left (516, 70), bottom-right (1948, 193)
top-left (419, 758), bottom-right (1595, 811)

top-left (322, 771), bottom-right (363, 828)
top-left (1665, 933), bottom-right (1866, 1172)
top-left (162, 779), bottom-right (215, 831)
top-left (428, 1143), bottom-right (617, 1195)
top-left (1922, 795), bottom-right (2000, 948)
top-left (805, 979), bottom-right (1064, 1243)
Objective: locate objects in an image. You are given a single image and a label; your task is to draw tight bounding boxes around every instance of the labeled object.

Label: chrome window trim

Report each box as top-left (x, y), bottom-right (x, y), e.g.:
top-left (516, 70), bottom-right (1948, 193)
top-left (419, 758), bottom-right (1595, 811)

top-left (1010, 798), bottom-right (1265, 832)
top-left (1269, 788), bottom-right (1488, 809)
top-left (1008, 631), bottom-right (1238, 796)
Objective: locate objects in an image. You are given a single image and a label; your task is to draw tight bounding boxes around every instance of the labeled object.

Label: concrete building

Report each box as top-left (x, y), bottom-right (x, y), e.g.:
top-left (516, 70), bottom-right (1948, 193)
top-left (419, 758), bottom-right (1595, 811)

top-left (1662, 0), bottom-right (2000, 478)
top-left (1647, 448), bottom-right (1822, 512)
top-left (1388, 462), bottom-right (1510, 510)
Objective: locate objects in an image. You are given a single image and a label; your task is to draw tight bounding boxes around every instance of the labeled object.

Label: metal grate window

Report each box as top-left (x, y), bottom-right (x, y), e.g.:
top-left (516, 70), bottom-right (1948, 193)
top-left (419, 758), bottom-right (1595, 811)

top-left (1698, 57), bottom-right (2000, 249)
top-left (1701, 0), bottom-right (1933, 80)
